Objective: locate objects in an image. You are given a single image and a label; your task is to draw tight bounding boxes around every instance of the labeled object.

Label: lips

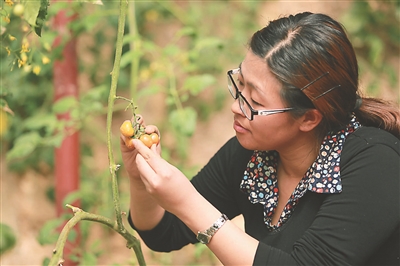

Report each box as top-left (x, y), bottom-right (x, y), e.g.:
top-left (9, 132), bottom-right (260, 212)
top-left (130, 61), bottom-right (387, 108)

top-left (233, 119), bottom-right (249, 133)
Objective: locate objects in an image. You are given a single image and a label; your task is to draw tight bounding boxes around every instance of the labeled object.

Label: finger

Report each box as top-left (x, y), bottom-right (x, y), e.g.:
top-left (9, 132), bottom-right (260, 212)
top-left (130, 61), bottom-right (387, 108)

top-left (144, 125), bottom-right (160, 136)
top-left (150, 143), bottom-right (158, 153)
top-left (120, 134), bottom-right (129, 149)
top-left (133, 139), bottom-right (164, 172)
top-left (132, 139), bottom-right (153, 160)
top-left (135, 153), bottom-right (156, 183)
top-left (133, 114), bottom-right (144, 125)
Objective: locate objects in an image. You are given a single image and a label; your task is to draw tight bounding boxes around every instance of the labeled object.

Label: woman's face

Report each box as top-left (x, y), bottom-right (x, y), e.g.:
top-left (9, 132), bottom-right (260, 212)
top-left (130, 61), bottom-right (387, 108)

top-left (231, 51), bottom-right (302, 152)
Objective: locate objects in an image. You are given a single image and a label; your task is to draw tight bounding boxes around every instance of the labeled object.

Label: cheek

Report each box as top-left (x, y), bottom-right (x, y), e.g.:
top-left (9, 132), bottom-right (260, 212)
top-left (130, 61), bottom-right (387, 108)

top-left (242, 117), bottom-right (297, 150)
top-left (236, 121), bottom-right (271, 150)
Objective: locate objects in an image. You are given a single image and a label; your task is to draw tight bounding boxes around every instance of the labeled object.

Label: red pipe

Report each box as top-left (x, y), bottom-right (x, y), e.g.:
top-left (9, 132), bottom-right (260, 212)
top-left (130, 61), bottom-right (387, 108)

top-left (53, 5), bottom-right (80, 265)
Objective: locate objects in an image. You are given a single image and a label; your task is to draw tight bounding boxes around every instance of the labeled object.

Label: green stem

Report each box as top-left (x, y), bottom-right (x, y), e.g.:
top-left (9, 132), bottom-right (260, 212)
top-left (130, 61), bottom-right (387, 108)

top-left (105, 1), bottom-right (146, 264)
top-left (168, 64), bottom-right (184, 111)
top-left (48, 1), bottom-right (147, 265)
top-left (48, 205), bottom-right (146, 266)
top-left (168, 68), bottom-right (183, 112)
top-left (107, 0), bottom-right (128, 232)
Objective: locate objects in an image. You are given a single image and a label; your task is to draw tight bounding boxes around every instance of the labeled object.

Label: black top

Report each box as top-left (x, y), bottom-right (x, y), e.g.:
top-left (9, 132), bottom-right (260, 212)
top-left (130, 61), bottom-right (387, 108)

top-left (129, 127), bottom-right (400, 265)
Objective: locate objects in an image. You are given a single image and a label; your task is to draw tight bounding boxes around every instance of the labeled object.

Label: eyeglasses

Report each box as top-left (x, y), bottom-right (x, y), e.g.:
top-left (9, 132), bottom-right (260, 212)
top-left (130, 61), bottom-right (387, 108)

top-left (227, 68), bottom-right (293, 121)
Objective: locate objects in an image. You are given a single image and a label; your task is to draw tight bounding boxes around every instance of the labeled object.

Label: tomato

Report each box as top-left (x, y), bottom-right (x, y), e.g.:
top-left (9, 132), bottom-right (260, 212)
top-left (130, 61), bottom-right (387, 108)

top-left (139, 134), bottom-right (153, 148)
top-left (150, 132), bottom-right (160, 145)
top-left (13, 4), bottom-right (25, 17)
top-left (125, 138), bottom-right (135, 150)
top-left (120, 120), bottom-right (135, 137)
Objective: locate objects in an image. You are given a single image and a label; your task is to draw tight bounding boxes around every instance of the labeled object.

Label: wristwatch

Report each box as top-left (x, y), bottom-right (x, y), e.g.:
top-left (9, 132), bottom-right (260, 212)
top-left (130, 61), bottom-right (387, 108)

top-left (196, 214), bottom-right (229, 244)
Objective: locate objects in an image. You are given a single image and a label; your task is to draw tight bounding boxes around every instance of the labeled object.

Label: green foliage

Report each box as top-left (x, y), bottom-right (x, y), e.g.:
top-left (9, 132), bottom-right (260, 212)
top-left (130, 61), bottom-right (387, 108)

top-left (0, 223), bottom-right (17, 255)
top-left (21, 0), bottom-right (49, 36)
top-left (37, 217), bottom-right (66, 245)
top-left (341, 0), bottom-right (400, 99)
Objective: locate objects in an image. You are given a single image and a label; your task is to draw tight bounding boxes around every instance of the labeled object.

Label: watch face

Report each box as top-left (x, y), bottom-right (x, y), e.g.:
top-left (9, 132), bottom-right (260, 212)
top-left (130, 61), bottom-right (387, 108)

top-left (197, 233), bottom-right (211, 244)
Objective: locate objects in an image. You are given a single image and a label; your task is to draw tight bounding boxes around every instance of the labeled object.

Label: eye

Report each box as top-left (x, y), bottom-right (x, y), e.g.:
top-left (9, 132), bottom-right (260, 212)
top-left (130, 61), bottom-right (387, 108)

top-left (251, 99), bottom-right (262, 106)
top-left (236, 78), bottom-right (244, 89)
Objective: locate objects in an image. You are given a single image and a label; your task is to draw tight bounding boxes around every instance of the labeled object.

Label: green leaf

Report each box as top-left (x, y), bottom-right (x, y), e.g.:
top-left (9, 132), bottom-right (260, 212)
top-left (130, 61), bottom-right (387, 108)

top-left (163, 44), bottom-right (180, 57)
top-left (120, 50), bottom-right (143, 68)
top-left (45, 133), bottom-right (65, 148)
top-left (137, 84), bottom-right (162, 98)
top-left (6, 132), bottom-right (42, 161)
top-left (37, 218), bottom-right (64, 245)
top-left (42, 257), bottom-right (50, 266)
top-left (35, 0), bottom-right (50, 37)
top-left (194, 37), bottom-right (224, 51)
top-left (23, 113), bottom-right (58, 132)
top-left (79, 13), bottom-right (103, 32)
top-left (22, 1), bottom-right (41, 27)
top-left (0, 223), bottom-right (17, 255)
top-left (53, 96), bottom-right (78, 114)
top-left (122, 34), bottom-right (140, 46)
top-left (67, 228), bottom-right (77, 242)
top-left (62, 191), bottom-right (82, 207)
top-left (176, 26), bottom-right (196, 38)
top-left (81, 252), bottom-right (98, 265)
top-left (141, 39), bottom-right (157, 52)
top-left (182, 74), bottom-right (216, 95)
top-left (81, 85), bottom-right (108, 101)
top-left (168, 107), bottom-right (197, 137)
top-left (22, 0), bottom-right (50, 36)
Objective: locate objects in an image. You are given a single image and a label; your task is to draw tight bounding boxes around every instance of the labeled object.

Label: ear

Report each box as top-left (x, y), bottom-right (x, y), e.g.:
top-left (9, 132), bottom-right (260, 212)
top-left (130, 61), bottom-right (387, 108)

top-left (298, 109), bottom-right (323, 132)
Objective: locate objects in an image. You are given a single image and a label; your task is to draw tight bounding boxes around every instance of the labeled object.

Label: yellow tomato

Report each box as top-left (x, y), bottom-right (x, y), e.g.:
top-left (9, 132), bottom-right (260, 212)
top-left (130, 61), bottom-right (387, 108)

top-left (120, 120), bottom-right (135, 137)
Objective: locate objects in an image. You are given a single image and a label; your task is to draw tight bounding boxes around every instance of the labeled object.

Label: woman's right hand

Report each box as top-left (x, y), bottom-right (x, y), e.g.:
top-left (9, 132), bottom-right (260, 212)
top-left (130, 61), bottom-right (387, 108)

top-left (120, 115), bottom-right (161, 181)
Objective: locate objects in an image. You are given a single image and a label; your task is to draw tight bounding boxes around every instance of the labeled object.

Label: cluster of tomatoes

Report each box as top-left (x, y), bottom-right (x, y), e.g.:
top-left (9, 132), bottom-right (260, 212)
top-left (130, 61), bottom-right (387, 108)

top-left (120, 120), bottom-right (160, 149)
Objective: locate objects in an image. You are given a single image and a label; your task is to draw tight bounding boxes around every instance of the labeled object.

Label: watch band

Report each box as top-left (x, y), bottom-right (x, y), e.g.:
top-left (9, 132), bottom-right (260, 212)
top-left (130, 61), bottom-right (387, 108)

top-left (196, 214), bottom-right (229, 244)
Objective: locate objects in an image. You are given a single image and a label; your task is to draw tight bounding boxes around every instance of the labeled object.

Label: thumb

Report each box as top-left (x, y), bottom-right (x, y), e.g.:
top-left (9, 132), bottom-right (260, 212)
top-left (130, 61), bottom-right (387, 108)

top-left (132, 139), bottom-right (166, 174)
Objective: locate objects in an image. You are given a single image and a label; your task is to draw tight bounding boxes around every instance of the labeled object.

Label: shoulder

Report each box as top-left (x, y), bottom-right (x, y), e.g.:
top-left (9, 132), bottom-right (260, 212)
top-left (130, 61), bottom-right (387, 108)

top-left (340, 126), bottom-right (399, 182)
top-left (343, 126), bottom-right (399, 156)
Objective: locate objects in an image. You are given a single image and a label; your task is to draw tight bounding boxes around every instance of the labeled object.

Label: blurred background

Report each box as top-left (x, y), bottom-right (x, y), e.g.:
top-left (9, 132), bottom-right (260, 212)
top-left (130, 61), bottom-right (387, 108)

top-left (1, 0), bottom-right (399, 265)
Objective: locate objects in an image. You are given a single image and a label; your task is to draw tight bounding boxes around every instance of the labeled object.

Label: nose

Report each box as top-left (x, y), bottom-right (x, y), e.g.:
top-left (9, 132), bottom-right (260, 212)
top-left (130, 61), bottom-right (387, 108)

top-left (230, 97), bottom-right (244, 117)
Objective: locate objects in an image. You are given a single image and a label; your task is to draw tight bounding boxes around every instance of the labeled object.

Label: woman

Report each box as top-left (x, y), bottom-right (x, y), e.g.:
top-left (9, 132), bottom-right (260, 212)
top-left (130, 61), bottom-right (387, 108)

top-left (120, 12), bottom-right (399, 265)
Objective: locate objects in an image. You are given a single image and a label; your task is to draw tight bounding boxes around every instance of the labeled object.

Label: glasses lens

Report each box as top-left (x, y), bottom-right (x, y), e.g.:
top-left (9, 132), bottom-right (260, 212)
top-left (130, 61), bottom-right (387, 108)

top-left (227, 74), bottom-right (236, 99)
top-left (238, 95), bottom-right (251, 120)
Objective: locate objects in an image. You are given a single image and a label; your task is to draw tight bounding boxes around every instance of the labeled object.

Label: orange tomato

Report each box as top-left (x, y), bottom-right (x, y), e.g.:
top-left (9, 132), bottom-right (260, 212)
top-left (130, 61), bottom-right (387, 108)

top-left (120, 120), bottom-right (135, 137)
top-left (139, 134), bottom-right (153, 148)
top-left (125, 138), bottom-right (135, 149)
top-left (150, 132), bottom-right (160, 145)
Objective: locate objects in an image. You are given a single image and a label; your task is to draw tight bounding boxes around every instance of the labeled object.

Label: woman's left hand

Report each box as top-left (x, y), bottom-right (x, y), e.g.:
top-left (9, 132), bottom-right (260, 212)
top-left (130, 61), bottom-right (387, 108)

top-left (132, 138), bottom-right (197, 216)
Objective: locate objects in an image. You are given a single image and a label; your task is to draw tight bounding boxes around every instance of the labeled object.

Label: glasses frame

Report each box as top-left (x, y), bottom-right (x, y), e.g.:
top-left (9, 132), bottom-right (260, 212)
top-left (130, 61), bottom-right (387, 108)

top-left (227, 68), bottom-right (294, 121)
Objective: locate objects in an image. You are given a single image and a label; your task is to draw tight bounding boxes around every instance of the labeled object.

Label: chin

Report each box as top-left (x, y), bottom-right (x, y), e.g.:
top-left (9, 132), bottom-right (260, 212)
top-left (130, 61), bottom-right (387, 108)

top-left (236, 135), bottom-right (258, 151)
top-left (236, 135), bottom-right (273, 152)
